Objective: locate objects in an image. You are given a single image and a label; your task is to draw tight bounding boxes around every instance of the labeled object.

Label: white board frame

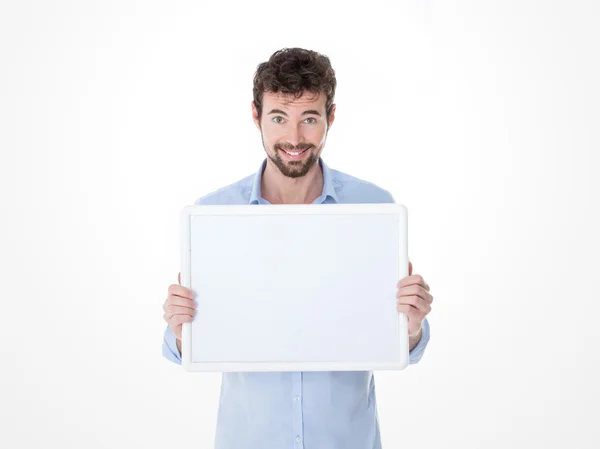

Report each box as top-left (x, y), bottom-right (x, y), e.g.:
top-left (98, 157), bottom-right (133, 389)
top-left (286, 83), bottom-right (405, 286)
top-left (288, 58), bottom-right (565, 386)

top-left (180, 203), bottom-right (409, 372)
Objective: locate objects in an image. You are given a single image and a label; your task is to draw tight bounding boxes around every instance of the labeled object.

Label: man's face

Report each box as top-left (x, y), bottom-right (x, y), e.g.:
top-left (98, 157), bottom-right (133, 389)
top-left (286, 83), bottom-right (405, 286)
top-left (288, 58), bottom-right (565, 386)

top-left (252, 90), bottom-right (335, 179)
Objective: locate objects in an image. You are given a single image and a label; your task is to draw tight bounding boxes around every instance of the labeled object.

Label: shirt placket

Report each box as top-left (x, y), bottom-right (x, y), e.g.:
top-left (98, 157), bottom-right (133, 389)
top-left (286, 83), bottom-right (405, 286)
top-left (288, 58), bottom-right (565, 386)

top-left (292, 371), bottom-right (304, 447)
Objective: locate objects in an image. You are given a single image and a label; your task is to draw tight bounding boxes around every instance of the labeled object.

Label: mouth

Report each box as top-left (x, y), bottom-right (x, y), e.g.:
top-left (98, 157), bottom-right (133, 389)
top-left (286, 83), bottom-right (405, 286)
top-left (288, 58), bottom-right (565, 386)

top-left (279, 148), bottom-right (310, 160)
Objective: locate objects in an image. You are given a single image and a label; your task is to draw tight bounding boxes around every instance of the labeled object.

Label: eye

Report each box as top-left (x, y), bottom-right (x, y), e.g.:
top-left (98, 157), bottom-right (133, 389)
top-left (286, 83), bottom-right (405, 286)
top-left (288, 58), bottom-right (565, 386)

top-left (272, 116), bottom-right (284, 124)
top-left (304, 117), bottom-right (317, 124)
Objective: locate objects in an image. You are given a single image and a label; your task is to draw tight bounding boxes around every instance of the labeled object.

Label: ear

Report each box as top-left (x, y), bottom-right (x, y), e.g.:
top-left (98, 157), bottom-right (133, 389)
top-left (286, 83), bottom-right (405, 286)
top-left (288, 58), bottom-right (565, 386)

top-left (251, 101), bottom-right (261, 130)
top-left (328, 103), bottom-right (336, 129)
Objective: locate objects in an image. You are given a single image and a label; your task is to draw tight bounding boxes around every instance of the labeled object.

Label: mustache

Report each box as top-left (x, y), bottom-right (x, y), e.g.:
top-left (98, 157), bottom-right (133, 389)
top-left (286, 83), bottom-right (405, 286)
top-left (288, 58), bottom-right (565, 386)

top-left (275, 143), bottom-right (314, 152)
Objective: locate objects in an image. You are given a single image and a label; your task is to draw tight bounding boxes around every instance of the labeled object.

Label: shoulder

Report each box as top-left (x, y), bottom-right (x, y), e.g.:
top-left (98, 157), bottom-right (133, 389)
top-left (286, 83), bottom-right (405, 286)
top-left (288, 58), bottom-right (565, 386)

top-left (194, 173), bottom-right (254, 205)
top-left (330, 167), bottom-right (396, 204)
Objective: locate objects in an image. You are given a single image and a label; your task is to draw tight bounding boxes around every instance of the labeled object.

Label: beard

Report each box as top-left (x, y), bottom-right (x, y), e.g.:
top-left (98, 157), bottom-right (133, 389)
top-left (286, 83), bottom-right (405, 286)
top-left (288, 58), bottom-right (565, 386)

top-left (262, 135), bottom-right (322, 179)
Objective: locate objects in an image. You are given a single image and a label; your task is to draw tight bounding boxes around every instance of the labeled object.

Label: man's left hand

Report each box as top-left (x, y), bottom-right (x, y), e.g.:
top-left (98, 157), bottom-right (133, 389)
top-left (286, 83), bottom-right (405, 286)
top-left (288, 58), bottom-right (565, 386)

top-left (397, 261), bottom-right (433, 336)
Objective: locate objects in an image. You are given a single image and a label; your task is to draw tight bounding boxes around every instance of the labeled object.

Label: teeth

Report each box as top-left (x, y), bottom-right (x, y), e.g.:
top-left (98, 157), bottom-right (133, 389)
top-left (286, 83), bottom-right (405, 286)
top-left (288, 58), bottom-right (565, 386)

top-left (285, 150), bottom-right (302, 156)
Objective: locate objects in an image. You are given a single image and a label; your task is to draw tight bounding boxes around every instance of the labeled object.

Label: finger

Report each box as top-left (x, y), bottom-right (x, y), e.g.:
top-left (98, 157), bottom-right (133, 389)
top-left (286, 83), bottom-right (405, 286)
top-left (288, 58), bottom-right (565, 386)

top-left (166, 305), bottom-right (197, 320)
top-left (409, 261), bottom-right (413, 276)
top-left (169, 314), bottom-right (193, 327)
top-left (397, 295), bottom-right (432, 314)
top-left (397, 274), bottom-right (428, 290)
top-left (397, 274), bottom-right (425, 288)
top-left (168, 283), bottom-right (194, 299)
top-left (397, 284), bottom-right (433, 304)
top-left (167, 295), bottom-right (196, 309)
top-left (397, 284), bottom-right (432, 303)
top-left (396, 304), bottom-right (422, 322)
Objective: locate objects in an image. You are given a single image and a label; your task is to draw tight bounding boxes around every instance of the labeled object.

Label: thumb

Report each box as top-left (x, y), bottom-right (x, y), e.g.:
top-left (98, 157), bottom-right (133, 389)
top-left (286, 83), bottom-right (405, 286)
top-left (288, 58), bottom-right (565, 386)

top-left (178, 272), bottom-right (181, 285)
top-left (409, 261), bottom-right (413, 276)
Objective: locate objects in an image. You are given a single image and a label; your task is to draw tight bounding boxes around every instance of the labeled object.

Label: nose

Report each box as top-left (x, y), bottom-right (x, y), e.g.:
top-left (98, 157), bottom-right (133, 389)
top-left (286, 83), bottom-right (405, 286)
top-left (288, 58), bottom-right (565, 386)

top-left (285, 124), bottom-right (303, 147)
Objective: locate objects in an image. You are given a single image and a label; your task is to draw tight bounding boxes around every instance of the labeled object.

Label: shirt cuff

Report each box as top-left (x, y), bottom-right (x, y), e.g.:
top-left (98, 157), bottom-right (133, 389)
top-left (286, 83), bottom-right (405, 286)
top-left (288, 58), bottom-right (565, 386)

top-left (408, 317), bottom-right (430, 365)
top-left (162, 326), bottom-right (182, 365)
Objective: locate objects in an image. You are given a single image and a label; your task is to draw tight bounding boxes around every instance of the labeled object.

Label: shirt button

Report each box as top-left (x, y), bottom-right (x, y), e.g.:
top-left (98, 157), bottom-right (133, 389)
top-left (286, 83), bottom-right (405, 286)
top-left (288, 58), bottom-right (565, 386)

top-left (296, 436), bottom-right (302, 443)
top-left (295, 396), bottom-right (301, 402)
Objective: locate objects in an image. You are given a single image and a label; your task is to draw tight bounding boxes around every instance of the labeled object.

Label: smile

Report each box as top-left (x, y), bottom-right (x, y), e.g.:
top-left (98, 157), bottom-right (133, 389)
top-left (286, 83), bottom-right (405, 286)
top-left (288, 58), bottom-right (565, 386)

top-left (280, 148), bottom-right (309, 159)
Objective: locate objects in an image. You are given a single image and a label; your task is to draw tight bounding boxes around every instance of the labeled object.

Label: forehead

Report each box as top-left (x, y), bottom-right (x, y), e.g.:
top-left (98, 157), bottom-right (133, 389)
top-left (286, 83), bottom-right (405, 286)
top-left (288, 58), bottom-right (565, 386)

top-left (262, 90), bottom-right (325, 110)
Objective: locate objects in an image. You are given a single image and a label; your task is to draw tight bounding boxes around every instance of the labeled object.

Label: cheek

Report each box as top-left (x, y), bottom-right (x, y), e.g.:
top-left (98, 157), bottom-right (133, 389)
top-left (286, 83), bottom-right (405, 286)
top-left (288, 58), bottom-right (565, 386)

top-left (312, 130), bottom-right (327, 145)
top-left (259, 132), bottom-right (275, 148)
top-left (303, 125), bottom-right (327, 143)
top-left (262, 125), bottom-right (285, 143)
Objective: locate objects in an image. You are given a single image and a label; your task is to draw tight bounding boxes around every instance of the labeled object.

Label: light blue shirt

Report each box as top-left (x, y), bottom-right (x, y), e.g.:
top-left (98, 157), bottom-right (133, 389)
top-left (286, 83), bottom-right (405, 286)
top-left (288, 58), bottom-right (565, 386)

top-left (163, 157), bottom-right (431, 449)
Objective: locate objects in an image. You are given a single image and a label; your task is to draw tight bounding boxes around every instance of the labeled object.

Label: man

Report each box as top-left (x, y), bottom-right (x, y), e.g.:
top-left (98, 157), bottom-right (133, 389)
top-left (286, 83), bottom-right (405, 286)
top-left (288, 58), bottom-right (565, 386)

top-left (162, 47), bottom-right (433, 449)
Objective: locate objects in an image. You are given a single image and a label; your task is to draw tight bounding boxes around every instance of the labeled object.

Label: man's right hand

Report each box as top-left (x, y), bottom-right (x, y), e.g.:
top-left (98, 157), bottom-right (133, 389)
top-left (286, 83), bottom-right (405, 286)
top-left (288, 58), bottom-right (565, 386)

top-left (163, 272), bottom-right (196, 341)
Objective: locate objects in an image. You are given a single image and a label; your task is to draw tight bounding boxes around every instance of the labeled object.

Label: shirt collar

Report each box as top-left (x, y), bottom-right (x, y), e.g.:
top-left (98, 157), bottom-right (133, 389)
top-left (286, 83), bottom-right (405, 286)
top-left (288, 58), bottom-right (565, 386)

top-left (248, 157), bottom-right (339, 205)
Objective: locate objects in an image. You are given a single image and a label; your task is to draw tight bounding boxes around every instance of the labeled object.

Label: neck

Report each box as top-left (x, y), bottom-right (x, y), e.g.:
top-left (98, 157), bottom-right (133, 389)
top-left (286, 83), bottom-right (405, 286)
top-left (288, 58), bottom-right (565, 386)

top-left (261, 159), bottom-right (324, 204)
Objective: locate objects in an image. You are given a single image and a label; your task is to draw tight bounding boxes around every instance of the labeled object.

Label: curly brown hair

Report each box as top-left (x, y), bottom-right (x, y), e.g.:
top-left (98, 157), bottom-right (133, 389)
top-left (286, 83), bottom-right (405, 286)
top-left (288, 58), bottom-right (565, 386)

top-left (252, 47), bottom-right (337, 123)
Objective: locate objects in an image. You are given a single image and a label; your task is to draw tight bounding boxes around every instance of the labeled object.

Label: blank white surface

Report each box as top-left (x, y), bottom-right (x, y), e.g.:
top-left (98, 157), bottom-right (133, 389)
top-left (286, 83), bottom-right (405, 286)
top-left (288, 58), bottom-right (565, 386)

top-left (182, 204), bottom-right (408, 371)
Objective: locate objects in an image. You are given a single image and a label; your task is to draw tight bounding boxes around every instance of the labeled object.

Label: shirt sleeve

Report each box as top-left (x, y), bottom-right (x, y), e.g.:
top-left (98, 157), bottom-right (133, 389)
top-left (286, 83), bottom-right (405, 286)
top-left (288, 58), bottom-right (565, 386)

top-left (408, 317), bottom-right (431, 365)
top-left (162, 325), bottom-right (182, 365)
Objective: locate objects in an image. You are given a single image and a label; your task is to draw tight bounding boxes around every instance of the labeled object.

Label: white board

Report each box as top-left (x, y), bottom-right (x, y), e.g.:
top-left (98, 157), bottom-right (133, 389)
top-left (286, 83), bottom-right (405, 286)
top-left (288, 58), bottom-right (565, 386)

top-left (180, 203), bottom-right (409, 372)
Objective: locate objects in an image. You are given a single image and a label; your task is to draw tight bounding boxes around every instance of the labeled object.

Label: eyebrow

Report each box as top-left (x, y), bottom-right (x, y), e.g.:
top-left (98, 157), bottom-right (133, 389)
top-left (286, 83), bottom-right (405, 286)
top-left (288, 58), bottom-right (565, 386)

top-left (267, 109), bottom-right (322, 117)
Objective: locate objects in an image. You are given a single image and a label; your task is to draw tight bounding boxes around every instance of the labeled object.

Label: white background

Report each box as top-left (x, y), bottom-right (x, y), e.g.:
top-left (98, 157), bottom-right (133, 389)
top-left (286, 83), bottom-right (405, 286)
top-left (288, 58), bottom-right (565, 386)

top-left (1, 1), bottom-right (599, 448)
